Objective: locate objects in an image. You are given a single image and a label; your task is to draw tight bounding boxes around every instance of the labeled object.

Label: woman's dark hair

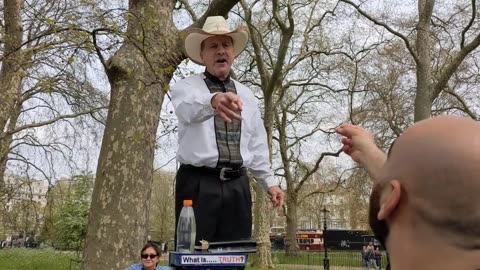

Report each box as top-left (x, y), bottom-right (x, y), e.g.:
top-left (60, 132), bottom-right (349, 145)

top-left (140, 242), bottom-right (162, 257)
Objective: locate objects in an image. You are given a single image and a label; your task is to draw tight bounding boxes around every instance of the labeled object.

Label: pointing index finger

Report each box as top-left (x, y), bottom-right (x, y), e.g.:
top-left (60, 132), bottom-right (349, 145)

top-left (336, 123), bottom-right (360, 137)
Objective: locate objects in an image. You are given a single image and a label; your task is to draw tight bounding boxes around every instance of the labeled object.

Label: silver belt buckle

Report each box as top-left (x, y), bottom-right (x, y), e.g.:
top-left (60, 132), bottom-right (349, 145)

top-left (219, 167), bottom-right (232, 181)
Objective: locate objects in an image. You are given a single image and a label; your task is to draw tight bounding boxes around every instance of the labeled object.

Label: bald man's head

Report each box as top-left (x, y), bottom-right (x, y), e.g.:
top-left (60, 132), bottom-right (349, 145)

top-left (370, 115), bottom-right (480, 250)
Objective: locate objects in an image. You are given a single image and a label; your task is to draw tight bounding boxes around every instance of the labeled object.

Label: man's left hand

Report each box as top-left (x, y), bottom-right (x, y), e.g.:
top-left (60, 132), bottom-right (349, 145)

top-left (268, 186), bottom-right (284, 208)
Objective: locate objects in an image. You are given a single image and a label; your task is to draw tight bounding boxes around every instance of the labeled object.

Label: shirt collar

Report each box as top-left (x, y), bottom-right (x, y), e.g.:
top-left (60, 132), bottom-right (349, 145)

top-left (204, 69), bottom-right (231, 83)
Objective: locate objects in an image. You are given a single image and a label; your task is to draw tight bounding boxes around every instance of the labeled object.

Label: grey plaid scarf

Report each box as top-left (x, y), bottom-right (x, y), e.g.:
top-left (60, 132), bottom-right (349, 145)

top-left (203, 71), bottom-right (243, 169)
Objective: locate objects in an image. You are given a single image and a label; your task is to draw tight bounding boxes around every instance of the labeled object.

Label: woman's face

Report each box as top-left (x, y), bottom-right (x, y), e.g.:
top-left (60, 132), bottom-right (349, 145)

top-left (141, 247), bottom-right (160, 269)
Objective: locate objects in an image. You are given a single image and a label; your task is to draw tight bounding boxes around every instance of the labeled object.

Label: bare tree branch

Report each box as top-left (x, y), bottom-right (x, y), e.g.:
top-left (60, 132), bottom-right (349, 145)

top-left (443, 89), bottom-right (478, 120)
top-left (240, 0), bottom-right (271, 89)
top-left (267, 0), bottom-right (294, 98)
top-left (461, 0), bottom-right (477, 49)
top-left (339, 0), bottom-right (419, 64)
top-left (4, 106), bottom-right (106, 137)
top-left (433, 33), bottom-right (480, 100)
top-left (295, 148), bottom-right (343, 193)
top-left (194, 0), bottom-right (241, 28)
top-left (177, 0), bottom-right (198, 22)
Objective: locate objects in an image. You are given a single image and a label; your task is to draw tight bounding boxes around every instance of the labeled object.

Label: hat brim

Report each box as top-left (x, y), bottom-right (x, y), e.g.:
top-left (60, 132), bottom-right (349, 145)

top-left (184, 26), bottom-right (249, 66)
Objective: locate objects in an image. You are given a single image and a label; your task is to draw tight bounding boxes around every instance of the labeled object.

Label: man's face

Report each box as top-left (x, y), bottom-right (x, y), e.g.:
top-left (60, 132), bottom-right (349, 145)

top-left (369, 183), bottom-right (390, 248)
top-left (200, 35), bottom-right (235, 80)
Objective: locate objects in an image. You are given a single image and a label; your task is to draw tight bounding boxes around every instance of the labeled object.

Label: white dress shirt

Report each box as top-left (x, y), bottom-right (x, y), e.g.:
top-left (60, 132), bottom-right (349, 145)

top-left (170, 73), bottom-right (278, 190)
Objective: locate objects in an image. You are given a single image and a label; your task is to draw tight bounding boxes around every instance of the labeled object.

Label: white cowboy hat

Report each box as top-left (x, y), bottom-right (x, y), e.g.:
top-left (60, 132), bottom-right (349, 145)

top-left (184, 16), bottom-right (249, 65)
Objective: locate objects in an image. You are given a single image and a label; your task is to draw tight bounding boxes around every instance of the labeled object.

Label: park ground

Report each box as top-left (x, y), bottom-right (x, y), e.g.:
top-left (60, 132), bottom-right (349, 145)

top-left (0, 248), bottom-right (387, 270)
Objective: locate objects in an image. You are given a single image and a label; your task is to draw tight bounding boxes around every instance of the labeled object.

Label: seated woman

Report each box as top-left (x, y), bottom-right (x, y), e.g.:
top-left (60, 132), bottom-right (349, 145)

top-left (126, 243), bottom-right (169, 270)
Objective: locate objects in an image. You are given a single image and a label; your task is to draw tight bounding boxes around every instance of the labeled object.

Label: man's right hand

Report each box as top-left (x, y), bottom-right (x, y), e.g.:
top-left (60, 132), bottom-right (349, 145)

top-left (211, 92), bottom-right (243, 123)
top-left (336, 123), bottom-right (377, 164)
top-left (336, 123), bottom-right (387, 181)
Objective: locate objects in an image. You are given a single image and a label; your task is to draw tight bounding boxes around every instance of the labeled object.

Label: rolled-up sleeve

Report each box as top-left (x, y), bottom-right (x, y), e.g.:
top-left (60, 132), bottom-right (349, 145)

top-left (170, 78), bottom-right (216, 124)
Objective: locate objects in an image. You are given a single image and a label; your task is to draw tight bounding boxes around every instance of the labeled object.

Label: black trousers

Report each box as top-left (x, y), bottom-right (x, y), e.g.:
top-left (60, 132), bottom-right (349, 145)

top-left (175, 165), bottom-right (252, 245)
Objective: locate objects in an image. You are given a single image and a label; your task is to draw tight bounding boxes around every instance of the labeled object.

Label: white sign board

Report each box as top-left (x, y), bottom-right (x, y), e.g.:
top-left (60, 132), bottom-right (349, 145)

top-left (180, 255), bottom-right (246, 265)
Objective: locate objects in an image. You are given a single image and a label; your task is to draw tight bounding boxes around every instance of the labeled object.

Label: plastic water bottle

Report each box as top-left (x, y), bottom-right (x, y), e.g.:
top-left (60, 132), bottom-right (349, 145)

top-left (176, 199), bottom-right (196, 253)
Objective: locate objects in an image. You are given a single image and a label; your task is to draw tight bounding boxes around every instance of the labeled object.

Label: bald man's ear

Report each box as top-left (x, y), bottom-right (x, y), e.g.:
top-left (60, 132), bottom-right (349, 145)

top-left (377, 180), bottom-right (401, 221)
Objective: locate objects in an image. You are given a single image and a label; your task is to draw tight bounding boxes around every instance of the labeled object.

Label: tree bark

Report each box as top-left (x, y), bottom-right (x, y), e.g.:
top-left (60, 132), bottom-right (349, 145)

top-left (252, 186), bottom-right (274, 268)
top-left (0, 107), bottom-right (20, 191)
top-left (81, 1), bottom-right (181, 269)
top-left (0, 0), bottom-right (25, 188)
top-left (414, 0), bottom-right (435, 122)
top-left (251, 95), bottom-right (275, 267)
top-left (284, 192), bottom-right (298, 255)
top-left (276, 107), bottom-right (299, 255)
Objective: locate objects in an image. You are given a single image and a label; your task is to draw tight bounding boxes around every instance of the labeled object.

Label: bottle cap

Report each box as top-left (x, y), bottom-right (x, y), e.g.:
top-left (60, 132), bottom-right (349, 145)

top-left (183, 199), bottom-right (193, 206)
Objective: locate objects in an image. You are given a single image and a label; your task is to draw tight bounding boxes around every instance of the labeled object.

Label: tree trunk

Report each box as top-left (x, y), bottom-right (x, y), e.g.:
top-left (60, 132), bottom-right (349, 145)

top-left (252, 187), bottom-right (274, 268)
top-left (244, 1), bottom-right (295, 264)
top-left (81, 1), bottom-right (181, 269)
top-left (277, 106), bottom-right (299, 255)
top-left (0, 0), bottom-right (25, 188)
top-left (252, 96), bottom-right (275, 268)
top-left (0, 107), bottom-right (20, 192)
top-left (414, 0), bottom-right (435, 122)
top-left (285, 192), bottom-right (298, 255)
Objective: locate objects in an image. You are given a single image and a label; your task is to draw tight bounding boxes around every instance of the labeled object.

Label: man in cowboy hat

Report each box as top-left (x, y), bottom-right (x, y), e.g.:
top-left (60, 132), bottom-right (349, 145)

top-left (336, 116), bottom-right (480, 270)
top-left (170, 16), bottom-right (284, 245)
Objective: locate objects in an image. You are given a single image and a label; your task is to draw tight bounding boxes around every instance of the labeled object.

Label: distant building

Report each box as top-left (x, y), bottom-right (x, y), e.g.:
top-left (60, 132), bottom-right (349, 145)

top-left (1, 174), bottom-right (88, 242)
top-left (271, 192), bottom-right (369, 233)
top-left (4, 174), bottom-right (50, 209)
top-left (296, 195), bottom-right (349, 230)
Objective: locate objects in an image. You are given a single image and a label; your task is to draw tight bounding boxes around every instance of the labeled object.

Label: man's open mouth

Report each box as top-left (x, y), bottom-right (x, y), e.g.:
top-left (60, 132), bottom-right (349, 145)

top-left (216, 58), bottom-right (227, 64)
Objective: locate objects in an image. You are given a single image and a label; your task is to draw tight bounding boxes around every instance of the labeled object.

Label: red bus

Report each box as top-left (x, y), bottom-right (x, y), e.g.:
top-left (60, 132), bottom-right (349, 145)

top-left (296, 231), bottom-right (323, 251)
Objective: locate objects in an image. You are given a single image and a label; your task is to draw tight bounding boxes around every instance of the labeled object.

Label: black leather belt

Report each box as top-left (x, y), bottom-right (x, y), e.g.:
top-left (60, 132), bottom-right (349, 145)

top-left (180, 164), bottom-right (247, 181)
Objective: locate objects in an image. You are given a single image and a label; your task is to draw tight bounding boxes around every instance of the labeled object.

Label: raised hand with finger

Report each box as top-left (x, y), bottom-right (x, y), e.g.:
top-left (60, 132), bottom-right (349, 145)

top-left (336, 123), bottom-right (387, 181)
top-left (211, 92), bottom-right (243, 122)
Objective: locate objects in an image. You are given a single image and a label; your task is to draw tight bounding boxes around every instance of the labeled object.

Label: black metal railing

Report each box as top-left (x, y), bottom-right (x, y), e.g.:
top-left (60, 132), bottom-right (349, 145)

top-left (269, 250), bottom-right (387, 270)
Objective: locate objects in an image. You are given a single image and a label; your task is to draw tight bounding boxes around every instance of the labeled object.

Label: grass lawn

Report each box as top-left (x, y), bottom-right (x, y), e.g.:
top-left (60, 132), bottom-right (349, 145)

top-left (0, 249), bottom-right (305, 270)
top-left (0, 248), bottom-right (385, 270)
top-left (0, 248), bottom-right (76, 270)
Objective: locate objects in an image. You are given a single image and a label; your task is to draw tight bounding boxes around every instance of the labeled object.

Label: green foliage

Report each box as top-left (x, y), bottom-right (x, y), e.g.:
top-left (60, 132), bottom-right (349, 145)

top-left (54, 199), bottom-right (89, 250)
top-left (163, 84), bottom-right (170, 93)
top-left (41, 174), bottom-right (93, 251)
top-left (148, 170), bottom-right (175, 243)
top-left (54, 175), bottom-right (93, 250)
